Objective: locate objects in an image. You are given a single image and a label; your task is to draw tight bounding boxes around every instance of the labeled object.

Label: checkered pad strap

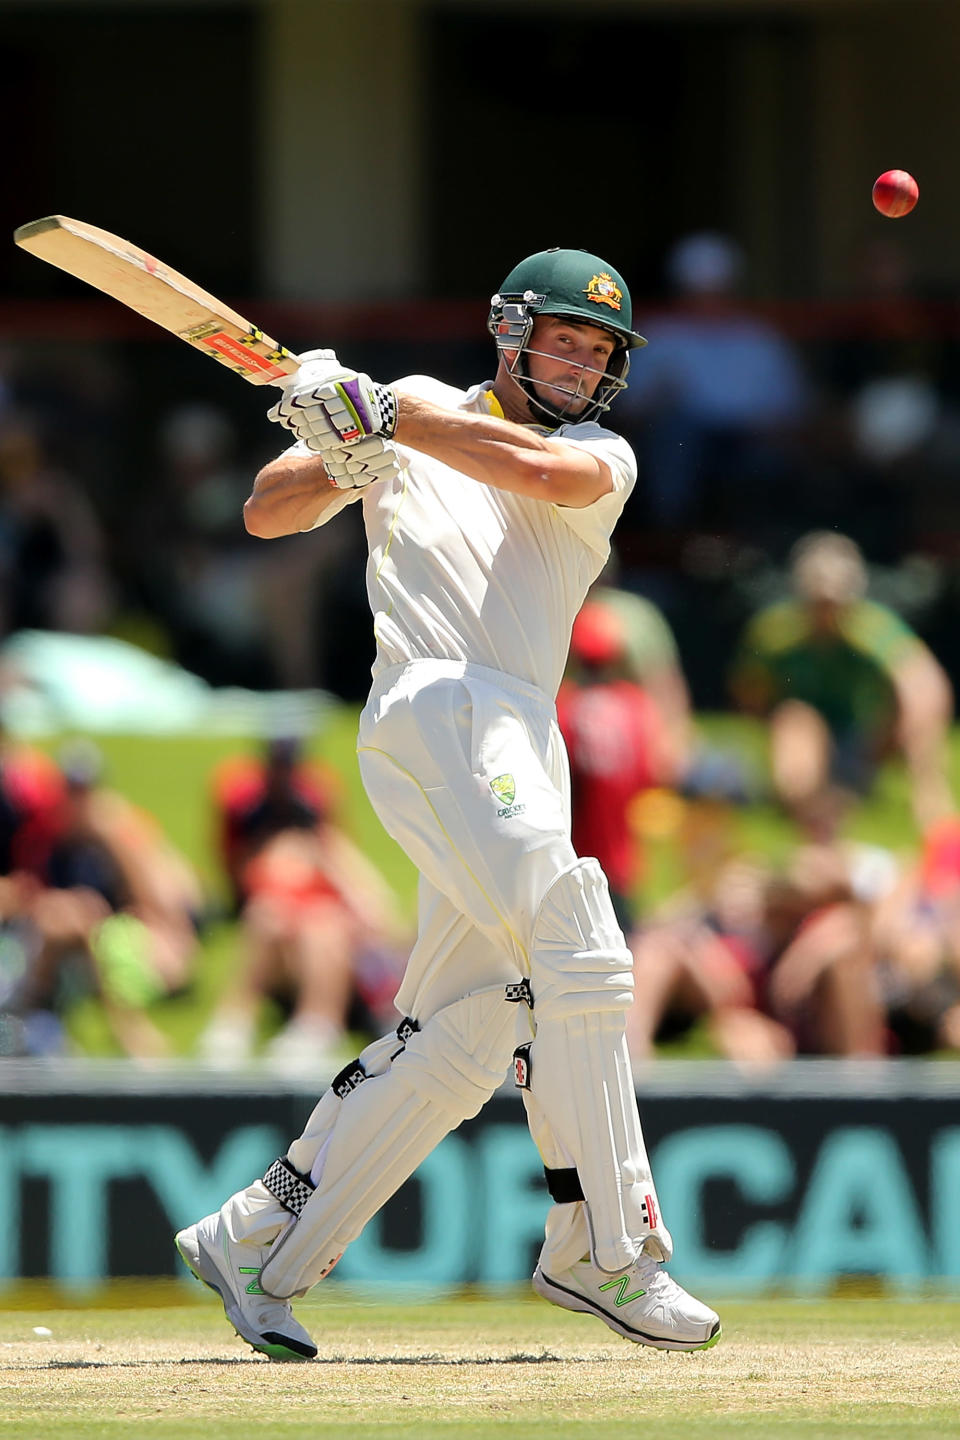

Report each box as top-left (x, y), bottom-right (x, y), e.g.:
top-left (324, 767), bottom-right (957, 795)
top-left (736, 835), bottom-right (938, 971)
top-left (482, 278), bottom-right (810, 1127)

top-left (329, 1016), bottom-right (422, 1100)
top-left (262, 1156), bottom-right (315, 1216)
top-left (331, 1059), bottom-right (367, 1098)
top-left (505, 979), bottom-right (533, 1007)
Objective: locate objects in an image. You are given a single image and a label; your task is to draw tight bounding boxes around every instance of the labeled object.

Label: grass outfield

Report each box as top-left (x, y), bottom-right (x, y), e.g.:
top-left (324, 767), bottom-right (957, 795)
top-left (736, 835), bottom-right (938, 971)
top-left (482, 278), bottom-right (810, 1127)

top-left (2, 1290), bottom-right (959, 1438)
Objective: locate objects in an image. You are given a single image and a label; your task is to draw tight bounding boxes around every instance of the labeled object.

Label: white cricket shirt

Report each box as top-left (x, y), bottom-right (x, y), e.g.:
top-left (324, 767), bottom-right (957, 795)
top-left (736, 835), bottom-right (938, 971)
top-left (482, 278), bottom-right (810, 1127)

top-left (303, 376), bottom-right (636, 700)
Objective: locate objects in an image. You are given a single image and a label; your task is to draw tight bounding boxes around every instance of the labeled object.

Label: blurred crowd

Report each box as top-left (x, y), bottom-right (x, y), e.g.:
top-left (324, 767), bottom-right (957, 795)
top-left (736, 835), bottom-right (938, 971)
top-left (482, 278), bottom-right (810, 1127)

top-left (1, 228), bottom-right (960, 1066)
top-left (561, 530), bottom-right (960, 1066)
top-left (0, 730), bottom-right (409, 1064)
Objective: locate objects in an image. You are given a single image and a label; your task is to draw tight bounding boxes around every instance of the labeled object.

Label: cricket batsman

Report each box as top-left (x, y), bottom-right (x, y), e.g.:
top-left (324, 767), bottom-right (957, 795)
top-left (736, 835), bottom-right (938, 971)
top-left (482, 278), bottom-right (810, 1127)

top-left (176, 247), bottom-right (722, 1359)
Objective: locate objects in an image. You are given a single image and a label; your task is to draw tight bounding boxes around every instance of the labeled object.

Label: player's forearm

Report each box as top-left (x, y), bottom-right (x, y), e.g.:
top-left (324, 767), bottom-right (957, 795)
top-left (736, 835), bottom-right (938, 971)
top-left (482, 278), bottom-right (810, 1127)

top-left (394, 395), bottom-right (611, 508)
top-left (244, 453), bottom-right (345, 538)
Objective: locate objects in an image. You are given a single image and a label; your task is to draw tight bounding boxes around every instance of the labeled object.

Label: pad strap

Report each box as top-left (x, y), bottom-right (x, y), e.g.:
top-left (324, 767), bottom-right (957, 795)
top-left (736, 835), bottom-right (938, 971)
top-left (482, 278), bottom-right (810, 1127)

top-left (332, 987), bottom-right (523, 1102)
top-left (262, 1156), bottom-right (315, 1216)
top-left (505, 978), bottom-right (534, 1007)
top-left (330, 1015), bottom-right (421, 1099)
top-left (330, 1059), bottom-right (367, 1098)
top-left (544, 1165), bottom-right (586, 1204)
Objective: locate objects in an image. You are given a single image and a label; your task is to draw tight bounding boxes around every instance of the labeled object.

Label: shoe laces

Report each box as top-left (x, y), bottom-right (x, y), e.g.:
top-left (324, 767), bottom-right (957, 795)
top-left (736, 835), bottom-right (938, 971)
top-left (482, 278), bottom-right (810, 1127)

top-left (629, 1252), bottom-right (682, 1299)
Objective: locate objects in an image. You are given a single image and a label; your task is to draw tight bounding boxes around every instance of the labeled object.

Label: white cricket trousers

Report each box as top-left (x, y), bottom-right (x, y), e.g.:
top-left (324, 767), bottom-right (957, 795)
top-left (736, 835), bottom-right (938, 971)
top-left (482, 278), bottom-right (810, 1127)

top-left (246, 656), bottom-right (668, 1296)
top-left (355, 658), bottom-right (670, 1273)
top-left (357, 659), bottom-right (577, 1019)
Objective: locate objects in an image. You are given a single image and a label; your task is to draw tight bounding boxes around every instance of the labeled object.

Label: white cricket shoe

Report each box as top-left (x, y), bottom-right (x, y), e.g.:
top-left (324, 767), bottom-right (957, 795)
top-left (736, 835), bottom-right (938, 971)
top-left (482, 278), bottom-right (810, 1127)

top-left (533, 1253), bottom-right (721, 1352)
top-left (175, 1212), bottom-right (317, 1361)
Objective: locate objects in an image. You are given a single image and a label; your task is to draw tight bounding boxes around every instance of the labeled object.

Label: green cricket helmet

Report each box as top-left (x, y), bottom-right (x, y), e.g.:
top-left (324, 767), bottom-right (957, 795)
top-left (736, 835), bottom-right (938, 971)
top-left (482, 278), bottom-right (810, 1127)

top-left (488, 247), bottom-right (646, 426)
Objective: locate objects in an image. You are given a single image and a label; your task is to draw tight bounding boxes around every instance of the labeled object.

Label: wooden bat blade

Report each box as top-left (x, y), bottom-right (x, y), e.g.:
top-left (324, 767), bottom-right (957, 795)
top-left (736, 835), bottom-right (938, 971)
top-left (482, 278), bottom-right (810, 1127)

top-left (14, 215), bottom-right (301, 386)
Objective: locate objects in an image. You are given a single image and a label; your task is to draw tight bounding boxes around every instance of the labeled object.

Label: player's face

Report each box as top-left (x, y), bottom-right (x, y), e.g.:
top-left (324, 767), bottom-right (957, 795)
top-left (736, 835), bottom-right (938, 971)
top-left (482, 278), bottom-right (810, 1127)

top-left (524, 317), bottom-right (617, 417)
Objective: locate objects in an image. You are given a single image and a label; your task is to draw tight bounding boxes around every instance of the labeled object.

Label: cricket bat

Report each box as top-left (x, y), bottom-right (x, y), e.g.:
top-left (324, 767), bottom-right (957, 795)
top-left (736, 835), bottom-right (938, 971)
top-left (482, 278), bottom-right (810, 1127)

top-left (14, 215), bottom-right (302, 386)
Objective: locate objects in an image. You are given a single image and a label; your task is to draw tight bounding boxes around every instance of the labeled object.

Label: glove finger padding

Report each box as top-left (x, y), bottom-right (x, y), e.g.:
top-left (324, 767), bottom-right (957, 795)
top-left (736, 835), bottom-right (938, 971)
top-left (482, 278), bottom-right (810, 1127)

top-left (266, 393), bottom-right (346, 451)
top-left (324, 438), bottom-right (403, 490)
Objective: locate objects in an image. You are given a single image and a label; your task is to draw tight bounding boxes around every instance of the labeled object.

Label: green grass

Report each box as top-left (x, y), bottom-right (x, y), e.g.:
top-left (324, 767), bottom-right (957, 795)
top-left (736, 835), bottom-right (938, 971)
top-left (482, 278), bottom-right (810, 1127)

top-left (2, 1289), bottom-right (958, 1438)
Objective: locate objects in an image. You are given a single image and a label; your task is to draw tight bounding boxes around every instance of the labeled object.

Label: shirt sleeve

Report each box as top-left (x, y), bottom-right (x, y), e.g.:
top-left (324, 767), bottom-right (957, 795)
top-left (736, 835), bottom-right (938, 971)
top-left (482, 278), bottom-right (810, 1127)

top-left (549, 425), bottom-right (637, 558)
top-left (842, 601), bottom-right (922, 673)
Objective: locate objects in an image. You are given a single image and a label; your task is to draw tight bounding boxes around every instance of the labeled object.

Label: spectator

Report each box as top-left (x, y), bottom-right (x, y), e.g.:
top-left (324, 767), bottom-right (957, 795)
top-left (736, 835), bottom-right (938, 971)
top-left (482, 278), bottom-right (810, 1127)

top-left (135, 404), bottom-right (273, 686)
top-left (618, 231), bottom-right (811, 537)
top-left (0, 728), bottom-right (64, 876)
top-left (625, 751), bottom-right (794, 1066)
top-left (3, 740), bottom-right (203, 1057)
top-left (0, 736), bottom-right (66, 1055)
top-left (759, 785), bottom-right (892, 1059)
top-left (730, 530), bottom-right (955, 831)
top-left (871, 814), bottom-right (960, 1055)
top-left (822, 237), bottom-right (960, 549)
top-left (0, 414), bottom-right (114, 637)
top-left (557, 602), bottom-right (676, 937)
top-left (627, 763), bottom-right (890, 1065)
top-left (201, 737), bottom-right (407, 1066)
top-left (586, 551), bottom-right (696, 778)
top-left (213, 735), bottom-right (341, 917)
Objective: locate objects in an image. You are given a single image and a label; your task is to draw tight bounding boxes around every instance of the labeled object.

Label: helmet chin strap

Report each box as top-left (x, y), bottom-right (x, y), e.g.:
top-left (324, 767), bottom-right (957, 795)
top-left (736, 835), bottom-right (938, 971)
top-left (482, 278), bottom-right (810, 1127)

top-left (511, 352), bottom-right (589, 428)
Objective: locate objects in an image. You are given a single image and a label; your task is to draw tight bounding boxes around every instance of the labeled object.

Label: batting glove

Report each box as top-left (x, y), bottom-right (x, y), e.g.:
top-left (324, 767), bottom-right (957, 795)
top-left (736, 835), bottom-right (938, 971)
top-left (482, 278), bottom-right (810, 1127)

top-left (313, 373), bottom-right (399, 444)
top-left (323, 436), bottom-right (404, 491)
top-left (267, 347), bottom-right (356, 452)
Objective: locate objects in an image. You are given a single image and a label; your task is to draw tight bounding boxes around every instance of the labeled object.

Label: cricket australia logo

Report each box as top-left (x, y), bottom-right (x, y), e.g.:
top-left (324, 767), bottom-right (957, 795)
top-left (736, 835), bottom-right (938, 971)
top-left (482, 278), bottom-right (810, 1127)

top-left (583, 272), bottom-right (623, 311)
top-left (489, 773), bottom-right (525, 819)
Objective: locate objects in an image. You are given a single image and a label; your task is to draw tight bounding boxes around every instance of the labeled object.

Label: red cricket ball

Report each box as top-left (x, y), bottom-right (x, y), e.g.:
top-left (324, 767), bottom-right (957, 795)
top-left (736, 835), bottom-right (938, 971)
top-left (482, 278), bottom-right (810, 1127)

top-left (872, 170), bottom-right (919, 219)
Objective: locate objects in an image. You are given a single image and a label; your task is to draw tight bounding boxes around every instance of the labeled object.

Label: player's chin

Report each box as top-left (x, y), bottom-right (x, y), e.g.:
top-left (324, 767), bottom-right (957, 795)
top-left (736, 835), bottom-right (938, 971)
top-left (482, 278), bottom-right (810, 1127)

top-left (536, 386), bottom-right (590, 418)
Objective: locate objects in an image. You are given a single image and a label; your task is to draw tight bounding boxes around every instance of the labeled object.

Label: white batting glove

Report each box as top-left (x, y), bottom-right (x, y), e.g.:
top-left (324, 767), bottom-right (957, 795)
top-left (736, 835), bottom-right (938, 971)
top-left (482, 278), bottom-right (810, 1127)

top-left (267, 348), bottom-right (356, 452)
top-left (323, 436), bottom-right (404, 491)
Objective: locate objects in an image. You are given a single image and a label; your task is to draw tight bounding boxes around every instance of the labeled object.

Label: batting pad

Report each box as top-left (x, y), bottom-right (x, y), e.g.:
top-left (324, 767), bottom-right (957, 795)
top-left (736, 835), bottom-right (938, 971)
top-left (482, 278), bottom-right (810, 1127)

top-left (524, 858), bottom-right (672, 1272)
top-left (214, 1028), bottom-right (408, 1262)
top-left (258, 985), bottom-right (517, 1298)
